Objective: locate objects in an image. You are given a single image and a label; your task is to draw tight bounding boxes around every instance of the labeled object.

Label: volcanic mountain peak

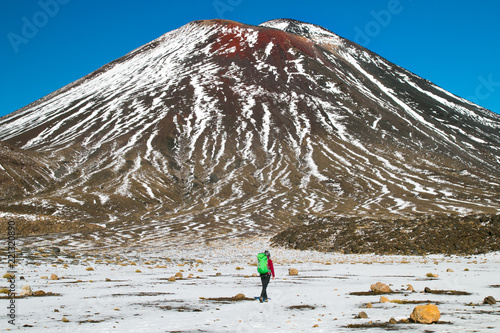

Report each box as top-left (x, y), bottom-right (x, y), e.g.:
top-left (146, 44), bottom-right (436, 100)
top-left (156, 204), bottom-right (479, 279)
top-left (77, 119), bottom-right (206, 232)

top-left (0, 19), bottom-right (499, 248)
top-left (259, 18), bottom-right (338, 38)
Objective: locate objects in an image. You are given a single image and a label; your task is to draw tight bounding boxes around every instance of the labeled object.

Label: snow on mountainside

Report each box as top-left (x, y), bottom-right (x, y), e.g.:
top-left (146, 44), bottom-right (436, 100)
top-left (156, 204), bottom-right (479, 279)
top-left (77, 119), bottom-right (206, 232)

top-left (0, 19), bottom-right (499, 248)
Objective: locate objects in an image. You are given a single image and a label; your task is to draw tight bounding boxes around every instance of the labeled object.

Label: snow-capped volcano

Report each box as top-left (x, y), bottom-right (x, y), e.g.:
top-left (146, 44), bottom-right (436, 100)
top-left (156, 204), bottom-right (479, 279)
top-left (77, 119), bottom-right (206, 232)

top-left (0, 19), bottom-right (499, 247)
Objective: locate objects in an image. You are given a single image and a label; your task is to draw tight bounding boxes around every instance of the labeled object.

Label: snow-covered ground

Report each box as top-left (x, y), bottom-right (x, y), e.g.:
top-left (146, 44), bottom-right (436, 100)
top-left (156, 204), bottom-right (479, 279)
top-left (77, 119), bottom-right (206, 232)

top-left (3, 237), bottom-right (500, 332)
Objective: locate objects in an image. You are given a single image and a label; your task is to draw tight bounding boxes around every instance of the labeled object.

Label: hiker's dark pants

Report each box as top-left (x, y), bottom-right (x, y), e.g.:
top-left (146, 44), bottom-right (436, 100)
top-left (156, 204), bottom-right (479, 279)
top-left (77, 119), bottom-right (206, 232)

top-left (260, 273), bottom-right (271, 299)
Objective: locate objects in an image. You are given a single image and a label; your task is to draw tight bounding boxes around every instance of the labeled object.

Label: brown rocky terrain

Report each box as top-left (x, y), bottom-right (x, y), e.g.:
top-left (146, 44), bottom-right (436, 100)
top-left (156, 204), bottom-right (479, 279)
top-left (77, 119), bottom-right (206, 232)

top-left (271, 214), bottom-right (500, 255)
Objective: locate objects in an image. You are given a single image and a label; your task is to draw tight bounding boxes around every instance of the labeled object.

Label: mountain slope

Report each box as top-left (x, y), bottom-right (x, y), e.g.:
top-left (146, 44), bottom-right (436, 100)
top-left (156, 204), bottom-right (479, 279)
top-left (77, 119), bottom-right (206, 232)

top-left (0, 141), bottom-right (55, 201)
top-left (0, 19), bottom-right (499, 247)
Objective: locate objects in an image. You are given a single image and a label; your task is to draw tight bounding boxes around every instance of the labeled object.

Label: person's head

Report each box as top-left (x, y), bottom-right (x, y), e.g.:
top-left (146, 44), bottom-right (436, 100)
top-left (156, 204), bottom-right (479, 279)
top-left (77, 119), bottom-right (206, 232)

top-left (264, 250), bottom-right (270, 258)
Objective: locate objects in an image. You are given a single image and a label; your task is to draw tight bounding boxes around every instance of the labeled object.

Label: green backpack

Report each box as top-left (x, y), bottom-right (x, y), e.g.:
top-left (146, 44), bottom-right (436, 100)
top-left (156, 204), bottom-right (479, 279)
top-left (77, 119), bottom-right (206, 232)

top-left (257, 253), bottom-right (269, 274)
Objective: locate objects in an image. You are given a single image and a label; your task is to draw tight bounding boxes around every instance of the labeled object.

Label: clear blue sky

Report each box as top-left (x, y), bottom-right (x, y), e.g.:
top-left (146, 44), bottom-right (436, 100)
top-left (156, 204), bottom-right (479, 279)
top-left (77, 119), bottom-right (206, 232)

top-left (1, 0), bottom-right (499, 118)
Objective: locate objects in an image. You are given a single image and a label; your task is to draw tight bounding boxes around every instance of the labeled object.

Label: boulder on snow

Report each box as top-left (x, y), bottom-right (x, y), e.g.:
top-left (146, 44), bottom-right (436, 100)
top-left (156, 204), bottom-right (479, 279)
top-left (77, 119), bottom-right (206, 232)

top-left (356, 311), bottom-right (368, 319)
top-left (289, 268), bottom-right (298, 276)
top-left (233, 293), bottom-right (245, 301)
top-left (370, 282), bottom-right (392, 293)
top-left (410, 304), bottom-right (441, 324)
top-left (484, 296), bottom-right (496, 305)
top-left (20, 285), bottom-right (33, 296)
top-left (50, 274), bottom-right (59, 280)
top-left (33, 290), bottom-right (46, 296)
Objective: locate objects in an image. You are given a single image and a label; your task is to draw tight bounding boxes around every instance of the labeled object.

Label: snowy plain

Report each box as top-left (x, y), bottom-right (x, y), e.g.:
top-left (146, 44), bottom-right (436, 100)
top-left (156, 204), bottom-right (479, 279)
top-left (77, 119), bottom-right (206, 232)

top-left (2, 237), bottom-right (500, 332)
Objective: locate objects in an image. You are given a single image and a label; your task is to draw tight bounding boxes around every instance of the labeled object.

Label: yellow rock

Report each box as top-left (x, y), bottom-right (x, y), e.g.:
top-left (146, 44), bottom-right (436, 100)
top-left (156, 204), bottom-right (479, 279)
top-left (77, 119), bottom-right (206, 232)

top-left (3, 273), bottom-right (15, 279)
top-left (410, 304), bottom-right (441, 324)
top-left (380, 296), bottom-right (390, 303)
top-left (289, 268), bottom-right (299, 275)
top-left (50, 274), bottom-right (59, 280)
top-left (390, 299), bottom-right (404, 304)
top-left (233, 293), bottom-right (245, 300)
top-left (370, 282), bottom-right (392, 293)
top-left (86, 267), bottom-right (94, 271)
top-left (62, 317), bottom-right (69, 322)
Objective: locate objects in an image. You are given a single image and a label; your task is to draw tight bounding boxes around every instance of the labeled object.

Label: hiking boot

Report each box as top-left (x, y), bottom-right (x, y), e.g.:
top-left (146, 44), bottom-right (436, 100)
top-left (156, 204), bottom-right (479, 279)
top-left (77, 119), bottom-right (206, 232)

top-left (259, 297), bottom-right (264, 303)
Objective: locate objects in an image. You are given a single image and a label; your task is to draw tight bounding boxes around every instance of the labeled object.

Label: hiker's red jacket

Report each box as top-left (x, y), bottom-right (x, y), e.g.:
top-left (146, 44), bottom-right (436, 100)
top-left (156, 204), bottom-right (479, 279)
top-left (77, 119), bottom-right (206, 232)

top-left (267, 259), bottom-right (275, 278)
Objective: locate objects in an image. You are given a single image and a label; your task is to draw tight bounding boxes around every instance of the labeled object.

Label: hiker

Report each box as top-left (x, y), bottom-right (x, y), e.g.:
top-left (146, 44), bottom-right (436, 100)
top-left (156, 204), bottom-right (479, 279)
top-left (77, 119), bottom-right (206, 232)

top-left (257, 250), bottom-right (275, 302)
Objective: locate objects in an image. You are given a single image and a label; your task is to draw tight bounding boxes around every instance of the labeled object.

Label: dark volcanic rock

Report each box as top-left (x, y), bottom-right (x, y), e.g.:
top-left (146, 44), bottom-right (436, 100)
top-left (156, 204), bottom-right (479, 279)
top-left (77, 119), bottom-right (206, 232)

top-left (484, 296), bottom-right (496, 305)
